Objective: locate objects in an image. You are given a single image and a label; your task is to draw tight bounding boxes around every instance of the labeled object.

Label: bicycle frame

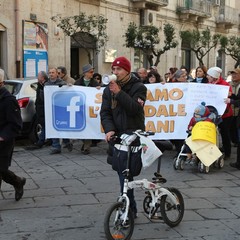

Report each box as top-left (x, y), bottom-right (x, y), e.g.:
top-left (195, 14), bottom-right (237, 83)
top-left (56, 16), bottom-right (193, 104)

top-left (117, 131), bottom-right (179, 220)
top-left (119, 176), bottom-right (180, 219)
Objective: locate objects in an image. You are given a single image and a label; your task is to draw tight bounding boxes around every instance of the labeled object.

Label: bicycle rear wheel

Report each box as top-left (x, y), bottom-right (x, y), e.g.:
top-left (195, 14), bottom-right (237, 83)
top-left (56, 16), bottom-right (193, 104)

top-left (104, 202), bottom-right (134, 240)
top-left (160, 187), bottom-right (184, 227)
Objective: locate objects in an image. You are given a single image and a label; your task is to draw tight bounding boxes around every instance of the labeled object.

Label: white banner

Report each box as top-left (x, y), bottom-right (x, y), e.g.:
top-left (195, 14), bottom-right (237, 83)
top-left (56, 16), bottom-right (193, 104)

top-left (44, 83), bottom-right (229, 140)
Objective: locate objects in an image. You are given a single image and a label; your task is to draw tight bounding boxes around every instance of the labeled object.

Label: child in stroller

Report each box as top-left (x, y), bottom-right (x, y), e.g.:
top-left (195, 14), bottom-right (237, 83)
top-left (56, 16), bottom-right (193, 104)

top-left (185, 102), bottom-right (215, 163)
top-left (173, 102), bottom-right (224, 173)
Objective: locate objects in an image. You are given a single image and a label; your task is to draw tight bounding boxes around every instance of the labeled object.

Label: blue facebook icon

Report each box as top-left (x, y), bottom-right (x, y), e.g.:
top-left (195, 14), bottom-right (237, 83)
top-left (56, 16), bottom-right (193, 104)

top-left (52, 91), bottom-right (86, 131)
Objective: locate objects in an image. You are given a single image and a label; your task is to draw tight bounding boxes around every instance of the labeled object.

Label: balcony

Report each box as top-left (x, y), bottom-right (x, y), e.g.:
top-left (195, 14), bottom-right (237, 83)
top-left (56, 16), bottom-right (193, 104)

top-left (176, 0), bottom-right (212, 23)
top-left (215, 6), bottom-right (239, 31)
top-left (131, 0), bottom-right (168, 10)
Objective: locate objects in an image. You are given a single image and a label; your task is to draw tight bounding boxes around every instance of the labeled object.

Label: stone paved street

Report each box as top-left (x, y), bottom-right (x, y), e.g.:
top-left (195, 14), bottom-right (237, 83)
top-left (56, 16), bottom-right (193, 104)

top-left (0, 139), bottom-right (239, 240)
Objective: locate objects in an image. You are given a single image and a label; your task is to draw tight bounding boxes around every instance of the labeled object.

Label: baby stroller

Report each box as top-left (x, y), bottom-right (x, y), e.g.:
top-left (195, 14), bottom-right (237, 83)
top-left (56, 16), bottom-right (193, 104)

top-left (173, 105), bottom-right (224, 173)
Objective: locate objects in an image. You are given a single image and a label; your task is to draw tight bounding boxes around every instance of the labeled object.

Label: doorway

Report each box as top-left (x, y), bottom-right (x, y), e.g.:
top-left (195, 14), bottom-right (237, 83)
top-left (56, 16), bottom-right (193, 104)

top-left (71, 48), bottom-right (79, 79)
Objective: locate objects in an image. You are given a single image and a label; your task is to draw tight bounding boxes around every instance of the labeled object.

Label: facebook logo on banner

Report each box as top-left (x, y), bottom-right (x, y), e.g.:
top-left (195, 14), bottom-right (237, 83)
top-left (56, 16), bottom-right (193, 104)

top-left (52, 91), bottom-right (86, 131)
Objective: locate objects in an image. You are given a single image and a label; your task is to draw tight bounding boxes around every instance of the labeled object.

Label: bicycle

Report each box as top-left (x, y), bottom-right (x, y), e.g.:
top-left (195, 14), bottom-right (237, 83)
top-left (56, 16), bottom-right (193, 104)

top-left (104, 130), bottom-right (185, 240)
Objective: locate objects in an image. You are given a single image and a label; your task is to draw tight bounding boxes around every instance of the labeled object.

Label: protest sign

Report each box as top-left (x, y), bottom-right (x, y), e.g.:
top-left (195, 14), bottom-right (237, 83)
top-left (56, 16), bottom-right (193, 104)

top-left (44, 83), bottom-right (229, 139)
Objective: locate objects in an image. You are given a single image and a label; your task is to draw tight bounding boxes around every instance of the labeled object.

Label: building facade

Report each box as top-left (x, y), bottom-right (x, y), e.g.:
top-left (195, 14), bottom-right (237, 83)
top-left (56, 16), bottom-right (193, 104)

top-left (0, 0), bottom-right (239, 79)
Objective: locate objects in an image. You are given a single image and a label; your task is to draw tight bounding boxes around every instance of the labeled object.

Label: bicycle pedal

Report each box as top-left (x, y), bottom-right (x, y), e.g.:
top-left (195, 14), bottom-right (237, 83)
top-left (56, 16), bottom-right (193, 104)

top-left (154, 172), bottom-right (162, 178)
top-left (152, 177), bottom-right (167, 183)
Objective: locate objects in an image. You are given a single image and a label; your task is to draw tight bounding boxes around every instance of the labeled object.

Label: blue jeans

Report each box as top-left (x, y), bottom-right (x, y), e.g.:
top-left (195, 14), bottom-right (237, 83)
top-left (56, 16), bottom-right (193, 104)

top-left (51, 139), bottom-right (61, 150)
top-left (118, 173), bottom-right (137, 214)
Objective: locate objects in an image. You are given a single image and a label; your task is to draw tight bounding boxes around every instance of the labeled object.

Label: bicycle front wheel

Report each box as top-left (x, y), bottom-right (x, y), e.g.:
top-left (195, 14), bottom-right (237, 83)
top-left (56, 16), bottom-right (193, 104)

top-left (104, 202), bottom-right (134, 240)
top-left (160, 187), bottom-right (184, 227)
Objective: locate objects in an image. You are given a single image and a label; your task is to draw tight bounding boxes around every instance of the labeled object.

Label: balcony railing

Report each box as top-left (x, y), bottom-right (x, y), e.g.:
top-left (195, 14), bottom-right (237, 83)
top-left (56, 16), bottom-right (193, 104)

top-left (131, 0), bottom-right (168, 10)
top-left (216, 6), bottom-right (239, 29)
top-left (132, 0), bottom-right (168, 5)
top-left (177, 0), bottom-right (212, 19)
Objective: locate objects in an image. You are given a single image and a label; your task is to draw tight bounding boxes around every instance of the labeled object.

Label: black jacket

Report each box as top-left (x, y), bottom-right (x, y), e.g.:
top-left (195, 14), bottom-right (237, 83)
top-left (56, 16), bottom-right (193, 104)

top-left (100, 74), bottom-right (147, 135)
top-left (35, 82), bottom-right (46, 125)
top-left (74, 76), bottom-right (99, 87)
top-left (0, 87), bottom-right (22, 141)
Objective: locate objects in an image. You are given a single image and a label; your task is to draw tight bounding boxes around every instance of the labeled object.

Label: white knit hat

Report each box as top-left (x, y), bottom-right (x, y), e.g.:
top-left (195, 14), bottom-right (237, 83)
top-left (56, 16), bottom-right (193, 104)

top-left (212, 66), bottom-right (222, 74)
top-left (207, 67), bottom-right (222, 79)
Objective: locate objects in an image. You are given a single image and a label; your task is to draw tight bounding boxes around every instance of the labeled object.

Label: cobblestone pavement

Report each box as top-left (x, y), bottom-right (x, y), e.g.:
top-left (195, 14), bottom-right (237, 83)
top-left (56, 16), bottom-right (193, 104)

top-left (0, 139), bottom-right (239, 240)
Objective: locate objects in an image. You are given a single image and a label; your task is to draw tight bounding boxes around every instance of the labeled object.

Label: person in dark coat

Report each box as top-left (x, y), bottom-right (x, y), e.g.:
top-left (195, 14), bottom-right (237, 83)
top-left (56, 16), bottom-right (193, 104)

top-left (27, 71), bottom-right (49, 149)
top-left (75, 64), bottom-right (100, 154)
top-left (0, 68), bottom-right (26, 201)
top-left (100, 56), bottom-right (147, 218)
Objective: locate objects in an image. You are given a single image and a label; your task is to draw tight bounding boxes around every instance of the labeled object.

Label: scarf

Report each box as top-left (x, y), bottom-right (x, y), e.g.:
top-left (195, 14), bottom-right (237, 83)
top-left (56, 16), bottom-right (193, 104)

top-left (196, 77), bottom-right (203, 83)
top-left (111, 75), bottom-right (131, 109)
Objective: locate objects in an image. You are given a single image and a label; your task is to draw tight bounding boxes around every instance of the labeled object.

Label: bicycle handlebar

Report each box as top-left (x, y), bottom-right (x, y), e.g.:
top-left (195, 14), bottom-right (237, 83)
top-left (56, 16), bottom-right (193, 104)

top-left (134, 129), bottom-right (155, 136)
top-left (110, 130), bottom-right (155, 141)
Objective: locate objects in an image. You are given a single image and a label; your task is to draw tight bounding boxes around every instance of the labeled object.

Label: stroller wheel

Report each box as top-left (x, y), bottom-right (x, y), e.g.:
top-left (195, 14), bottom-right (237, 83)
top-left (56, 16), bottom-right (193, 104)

top-left (173, 158), bottom-right (178, 170)
top-left (179, 157), bottom-right (185, 170)
top-left (198, 162), bottom-right (209, 173)
top-left (217, 157), bottom-right (224, 168)
top-left (173, 157), bottom-right (185, 170)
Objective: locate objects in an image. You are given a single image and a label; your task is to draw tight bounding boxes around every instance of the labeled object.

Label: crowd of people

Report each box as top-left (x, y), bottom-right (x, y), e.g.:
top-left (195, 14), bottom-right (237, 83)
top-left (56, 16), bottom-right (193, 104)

top-left (21, 62), bottom-right (240, 170)
top-left (1, 57), bottom-right (240, 207)
top-left (27, 65), bottom-right (101, 155)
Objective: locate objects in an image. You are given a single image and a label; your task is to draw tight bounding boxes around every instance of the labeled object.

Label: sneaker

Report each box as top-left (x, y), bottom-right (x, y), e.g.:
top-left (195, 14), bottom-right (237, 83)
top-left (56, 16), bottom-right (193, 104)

top-left (50, 148), bottom-right (61, 154)
top-left (229, 162), bottom-right (240, 170)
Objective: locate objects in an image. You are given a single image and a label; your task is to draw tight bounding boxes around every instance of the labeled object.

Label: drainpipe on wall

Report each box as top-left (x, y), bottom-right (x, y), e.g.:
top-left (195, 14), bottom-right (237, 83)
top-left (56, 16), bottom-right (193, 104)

top-left (15, 0), bottom-right (21, 77)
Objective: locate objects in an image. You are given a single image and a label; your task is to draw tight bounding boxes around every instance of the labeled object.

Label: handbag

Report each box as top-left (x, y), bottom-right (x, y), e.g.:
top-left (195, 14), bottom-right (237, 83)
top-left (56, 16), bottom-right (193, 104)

top-left (111, 144), bottom-right (142, 177)
top-left (135, 133), bottom-right (162, 169)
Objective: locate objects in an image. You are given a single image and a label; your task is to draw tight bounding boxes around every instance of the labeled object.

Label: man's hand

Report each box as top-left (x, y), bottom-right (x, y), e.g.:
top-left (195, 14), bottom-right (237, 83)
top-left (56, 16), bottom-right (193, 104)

top-left (224, 98), bottom-right (231, 104)
top-left (105, 131), bottom-right (115, 142)
top-left (109, 81), bottom-right (121, 94)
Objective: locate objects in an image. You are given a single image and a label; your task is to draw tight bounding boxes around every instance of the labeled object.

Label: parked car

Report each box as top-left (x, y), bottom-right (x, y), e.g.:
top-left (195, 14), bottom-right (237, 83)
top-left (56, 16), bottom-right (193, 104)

top-left (4, 79), bottom-right (40, 143)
